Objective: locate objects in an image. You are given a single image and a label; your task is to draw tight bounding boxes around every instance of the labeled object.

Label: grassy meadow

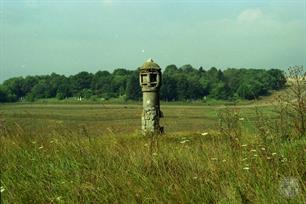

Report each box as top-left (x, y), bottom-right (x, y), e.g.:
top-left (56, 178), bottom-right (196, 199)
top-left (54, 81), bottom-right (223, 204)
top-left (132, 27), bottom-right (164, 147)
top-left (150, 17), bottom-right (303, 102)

top-left (0, 102), bottom-right (305, 203)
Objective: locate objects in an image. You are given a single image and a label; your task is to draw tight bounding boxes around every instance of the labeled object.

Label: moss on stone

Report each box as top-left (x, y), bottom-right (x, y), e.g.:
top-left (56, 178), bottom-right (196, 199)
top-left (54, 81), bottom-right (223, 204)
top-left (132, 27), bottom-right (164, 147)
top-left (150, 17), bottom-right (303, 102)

top-left (141, 60), bottom-right (161, 70)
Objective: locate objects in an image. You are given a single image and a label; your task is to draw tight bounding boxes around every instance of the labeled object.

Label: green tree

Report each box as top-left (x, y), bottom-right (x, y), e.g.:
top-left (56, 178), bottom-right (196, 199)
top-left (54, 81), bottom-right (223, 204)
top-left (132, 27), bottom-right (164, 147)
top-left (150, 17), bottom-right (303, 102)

top-left (56, 78), bottom-right (72, 99)
top-left (0, 85), bottom-right (17, 102)
top-left (164, 64), bottom-right (178, 76)
top-left (180, 64), bottom-right (195, 73)
top-left (23, 76), bottom-right (39, 96)
top-left (3, 77), bottom-right (26, 99)
top-left (91, 71), bottom-right (112, 96)
top-left (160, 76), bottom-right (177, 101)
top-left (111, 69), bottom-right (132, 96)
top-left (71, 71), bottom-right (94, 94)
top-left (210, 82), bottom-right (231, 100)
top-left (30, 80), bottom-right (50, 99)
top-left (78, 89), bottom-right (93, 99)
top-left (267, 69), bottom-right (287, 90)
top-left (237, 80), bottom-right (266, 99)
top-left (0, 66), bottom-right (288, 102)
top-left (126, 71), bottom-right (141, 100)
top-left (0, 85), bottom-right (8, 102)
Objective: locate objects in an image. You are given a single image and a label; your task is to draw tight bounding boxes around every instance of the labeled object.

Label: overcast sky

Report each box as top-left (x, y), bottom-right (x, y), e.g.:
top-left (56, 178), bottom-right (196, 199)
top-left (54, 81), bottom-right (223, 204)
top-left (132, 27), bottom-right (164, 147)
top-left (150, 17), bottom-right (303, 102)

top-left (0, 0), bottom-right (305, 82)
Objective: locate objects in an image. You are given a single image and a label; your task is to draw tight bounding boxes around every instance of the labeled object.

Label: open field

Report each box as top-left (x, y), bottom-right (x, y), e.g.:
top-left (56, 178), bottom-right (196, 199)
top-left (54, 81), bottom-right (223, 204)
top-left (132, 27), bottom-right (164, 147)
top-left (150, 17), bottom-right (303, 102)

top-left (0, 103), bottom-right (305, 203)
top-left (0, 103), bottom-right (275, 136)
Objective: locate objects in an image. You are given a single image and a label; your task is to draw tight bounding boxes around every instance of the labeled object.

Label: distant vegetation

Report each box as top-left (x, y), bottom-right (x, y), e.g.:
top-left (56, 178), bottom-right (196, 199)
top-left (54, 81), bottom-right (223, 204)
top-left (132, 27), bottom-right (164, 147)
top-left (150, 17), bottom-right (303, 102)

top-left (0, 65), bottom-right (286, 103)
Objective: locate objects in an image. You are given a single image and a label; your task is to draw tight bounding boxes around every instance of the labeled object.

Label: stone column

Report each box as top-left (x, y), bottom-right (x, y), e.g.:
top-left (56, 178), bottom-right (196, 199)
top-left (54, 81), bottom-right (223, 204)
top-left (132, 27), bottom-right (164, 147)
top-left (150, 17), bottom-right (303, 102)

top-left (139, 59), bottom-right (163, 135)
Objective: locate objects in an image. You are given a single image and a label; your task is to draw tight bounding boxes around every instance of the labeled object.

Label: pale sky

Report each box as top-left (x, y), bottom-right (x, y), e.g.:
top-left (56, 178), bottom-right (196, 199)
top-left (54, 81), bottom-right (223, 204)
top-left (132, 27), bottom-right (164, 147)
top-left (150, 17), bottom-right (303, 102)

top-left (0, 0), bottom-right (305, 82)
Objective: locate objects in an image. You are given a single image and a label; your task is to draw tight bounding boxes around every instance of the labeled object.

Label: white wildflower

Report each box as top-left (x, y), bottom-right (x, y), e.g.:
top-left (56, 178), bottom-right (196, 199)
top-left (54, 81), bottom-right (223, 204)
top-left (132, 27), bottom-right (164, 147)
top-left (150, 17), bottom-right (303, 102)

top-left (250, 149), bottom-right (256, 152)
top-left (38, 146), bottom-right (43, 149)
top-left (239, 118), bottom-right (245, 121)
top-left (254, 154), bottom-right (258, 157)
top-left (243, 167), bottom-right (250, 170)
top-left (180, 139), bottom-right (189, 144)
top-left (267, 157), bottom-right (271, 160)
top-left (193, 176), bottom-right (198, 180)
top-left (272, 152), bottom-right (277, 156)
top-left (201, 132), bottom-right (208, 136)
top-left (261, 147), bottom-right (265, 151)
top-left (281, 158), bottom-right (287, 162)
top-left (56, 196), bottom-right (62, 201)
top-left (241, 144), bottom-right (248, 147)
top-left (0, 186), bottom-right (5, 193)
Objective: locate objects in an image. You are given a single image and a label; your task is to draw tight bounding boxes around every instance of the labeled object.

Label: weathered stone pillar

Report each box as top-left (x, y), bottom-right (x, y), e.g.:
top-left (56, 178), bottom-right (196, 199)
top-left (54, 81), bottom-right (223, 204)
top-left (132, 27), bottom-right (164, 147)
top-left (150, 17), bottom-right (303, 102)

top-left (139, 59), bottom-right (163, 135)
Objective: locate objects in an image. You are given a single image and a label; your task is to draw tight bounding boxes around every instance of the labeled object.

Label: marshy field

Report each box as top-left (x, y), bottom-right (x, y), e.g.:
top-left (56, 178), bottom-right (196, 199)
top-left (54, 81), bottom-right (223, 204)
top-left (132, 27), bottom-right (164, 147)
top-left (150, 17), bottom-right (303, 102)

top-left (0, 102), bottom-right (305, 203)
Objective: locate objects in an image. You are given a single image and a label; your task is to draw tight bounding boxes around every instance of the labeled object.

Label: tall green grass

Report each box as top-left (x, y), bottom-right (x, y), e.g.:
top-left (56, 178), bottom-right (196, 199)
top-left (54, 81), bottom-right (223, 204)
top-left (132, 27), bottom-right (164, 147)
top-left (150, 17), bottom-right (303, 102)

top-left (1, 124), bottom-right (305, 203)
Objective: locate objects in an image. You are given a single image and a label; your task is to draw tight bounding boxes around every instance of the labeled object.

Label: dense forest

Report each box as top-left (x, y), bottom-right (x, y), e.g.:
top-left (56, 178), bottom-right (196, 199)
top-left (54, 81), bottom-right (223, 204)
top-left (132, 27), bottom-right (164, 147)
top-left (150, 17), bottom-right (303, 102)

top-left (0, 65), bottom-right (286, 103)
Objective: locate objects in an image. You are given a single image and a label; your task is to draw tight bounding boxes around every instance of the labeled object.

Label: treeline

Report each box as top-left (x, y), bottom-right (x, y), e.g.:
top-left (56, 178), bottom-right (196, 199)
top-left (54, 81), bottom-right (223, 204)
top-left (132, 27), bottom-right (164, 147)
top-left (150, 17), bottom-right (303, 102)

top-left (0, 65), bottom-right (286, 103)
